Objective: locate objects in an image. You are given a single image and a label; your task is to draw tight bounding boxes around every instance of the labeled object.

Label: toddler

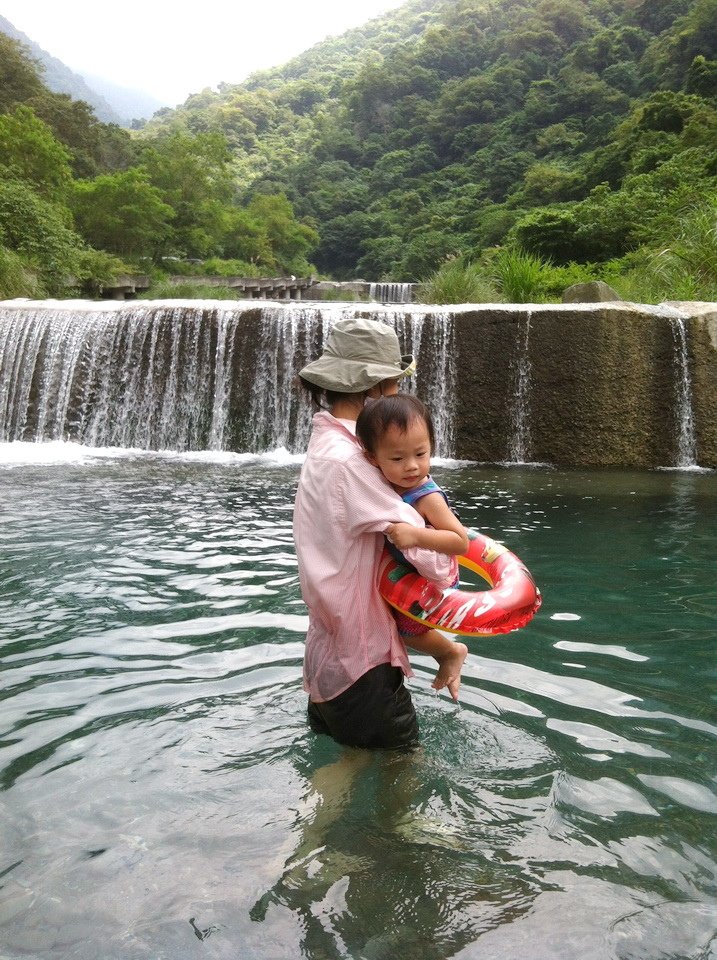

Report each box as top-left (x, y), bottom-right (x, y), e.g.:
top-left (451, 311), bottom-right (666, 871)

top-left (356, 393), bottom-right (468, 701)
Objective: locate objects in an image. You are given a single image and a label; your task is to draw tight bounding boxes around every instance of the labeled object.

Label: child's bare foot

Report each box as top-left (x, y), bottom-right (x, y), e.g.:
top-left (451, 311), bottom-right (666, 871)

top-left (432, 642), bottom-right (468, 701)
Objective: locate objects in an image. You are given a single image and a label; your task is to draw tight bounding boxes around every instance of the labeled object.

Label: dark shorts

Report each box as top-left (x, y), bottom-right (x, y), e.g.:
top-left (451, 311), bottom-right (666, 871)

top-left (307, 662), bottom-right (419, 750)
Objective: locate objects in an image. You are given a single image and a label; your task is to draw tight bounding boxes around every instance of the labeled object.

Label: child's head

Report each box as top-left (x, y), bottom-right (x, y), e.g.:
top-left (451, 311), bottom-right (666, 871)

top-left (356, 394), bottom-right (435, 490)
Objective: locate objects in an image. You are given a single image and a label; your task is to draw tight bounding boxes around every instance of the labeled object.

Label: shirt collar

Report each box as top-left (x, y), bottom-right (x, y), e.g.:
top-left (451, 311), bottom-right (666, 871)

top-left (313, 409), bottom-right (357, 438)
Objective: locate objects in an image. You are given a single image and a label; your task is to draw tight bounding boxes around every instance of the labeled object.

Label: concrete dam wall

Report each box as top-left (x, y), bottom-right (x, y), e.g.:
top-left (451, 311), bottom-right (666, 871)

top-left (1, 299), bottom-right (715, 469)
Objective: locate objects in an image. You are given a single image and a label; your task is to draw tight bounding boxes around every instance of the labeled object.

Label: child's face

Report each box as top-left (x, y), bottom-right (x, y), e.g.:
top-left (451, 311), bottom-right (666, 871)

top-left (368, 418), bottom-right (431, 490)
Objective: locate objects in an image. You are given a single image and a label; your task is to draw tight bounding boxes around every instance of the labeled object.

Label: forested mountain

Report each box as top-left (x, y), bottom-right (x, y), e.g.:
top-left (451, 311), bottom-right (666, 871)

top-left (80, 73), bottom-right (167, 127)
top-left (0, 15), bottom-right (123, 125)
top-left (144, 0), bottom-right (717, 288)
top-left (0, 27), bottom-right (320, 298)
top-left (1, 0), bottom-right (716, 301)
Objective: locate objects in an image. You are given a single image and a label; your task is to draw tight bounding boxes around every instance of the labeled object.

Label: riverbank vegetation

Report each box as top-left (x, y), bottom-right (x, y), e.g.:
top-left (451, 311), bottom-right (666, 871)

top-left (0, 0), bottom-right (715, 301)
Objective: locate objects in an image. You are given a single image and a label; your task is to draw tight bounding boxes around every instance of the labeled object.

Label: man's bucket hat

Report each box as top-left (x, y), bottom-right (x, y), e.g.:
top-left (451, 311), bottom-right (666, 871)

top-left (299, 318), bottom-right (416, 393)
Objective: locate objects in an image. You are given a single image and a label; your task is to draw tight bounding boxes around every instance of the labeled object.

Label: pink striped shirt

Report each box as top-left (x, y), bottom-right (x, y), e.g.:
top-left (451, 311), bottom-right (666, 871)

top-left (293, 411), bottom-right (457, 702)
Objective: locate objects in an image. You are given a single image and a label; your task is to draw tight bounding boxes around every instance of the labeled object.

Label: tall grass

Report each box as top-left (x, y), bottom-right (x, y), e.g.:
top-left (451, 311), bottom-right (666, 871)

top-left (317, 286), bottom-right (367, 302)
top-left (650, 201), bottom-right (717, 300)
top-left (489, 248), bottom-right (550, 303)
top-left (603, 202), bottom-right (717, 303)
top-left (0, 246), bottom-right (44, 299)
top-left (417, 258), bottom-right (496, 304)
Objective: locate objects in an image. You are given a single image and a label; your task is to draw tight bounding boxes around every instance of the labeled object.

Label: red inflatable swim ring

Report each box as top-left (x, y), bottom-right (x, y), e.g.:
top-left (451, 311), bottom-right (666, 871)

top-left (378, 529), bottom-right (541, 637)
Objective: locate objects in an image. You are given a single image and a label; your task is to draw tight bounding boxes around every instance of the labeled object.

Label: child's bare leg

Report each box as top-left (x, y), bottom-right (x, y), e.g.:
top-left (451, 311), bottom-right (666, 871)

top-left (407, 628), bottom-right (468, 702)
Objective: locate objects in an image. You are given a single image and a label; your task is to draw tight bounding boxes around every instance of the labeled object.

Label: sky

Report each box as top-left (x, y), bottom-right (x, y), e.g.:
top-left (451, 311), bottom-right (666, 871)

top-left (1, 0), bottom-right (407, 105)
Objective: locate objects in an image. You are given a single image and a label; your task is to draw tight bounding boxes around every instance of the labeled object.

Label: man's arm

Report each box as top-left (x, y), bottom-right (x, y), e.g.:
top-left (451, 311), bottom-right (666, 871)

top-left (341, 455), bottom-right (457, 585)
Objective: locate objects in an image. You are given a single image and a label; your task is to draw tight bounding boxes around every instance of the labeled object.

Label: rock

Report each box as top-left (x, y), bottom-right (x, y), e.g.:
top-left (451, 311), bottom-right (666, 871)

top-left (562, 281), bottom-right (622, 303)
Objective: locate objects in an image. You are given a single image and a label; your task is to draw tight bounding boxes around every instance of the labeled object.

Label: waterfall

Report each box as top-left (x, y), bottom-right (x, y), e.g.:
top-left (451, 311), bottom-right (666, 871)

top-left (0, 302), bottom-right (456, 456)
top-left (369, 283), bottom-right (414, 304)
top-left (671, 317), bottom-right (697, 468)
top-left (507, 310), bottom-right (532, 464)
top-left (0, 305), bottom-right (247, 451)
top-left (383, 309), bottom-right (456, 458)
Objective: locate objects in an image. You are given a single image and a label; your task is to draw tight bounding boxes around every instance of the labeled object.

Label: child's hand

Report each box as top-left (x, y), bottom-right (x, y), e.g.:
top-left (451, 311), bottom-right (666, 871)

top-left (386, 522), bottom-right (420, 551)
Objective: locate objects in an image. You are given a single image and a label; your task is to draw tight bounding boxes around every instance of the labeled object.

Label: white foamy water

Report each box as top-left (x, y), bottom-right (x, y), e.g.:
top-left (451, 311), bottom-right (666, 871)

top-left (0, 441), bottom-right (306, 468)
top-left (0, 442), bottom-right (477, 471)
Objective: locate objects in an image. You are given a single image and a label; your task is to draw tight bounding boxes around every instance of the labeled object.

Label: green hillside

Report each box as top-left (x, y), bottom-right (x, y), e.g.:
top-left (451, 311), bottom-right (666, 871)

top-left (142, 0), bottom-right (717, 298)
top-left (1, 0), bottom-right (716, 301)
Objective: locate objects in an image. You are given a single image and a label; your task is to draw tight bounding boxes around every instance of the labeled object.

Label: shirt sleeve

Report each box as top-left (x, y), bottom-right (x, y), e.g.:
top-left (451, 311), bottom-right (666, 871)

top-left (339, 452), bottom-right (457, 586)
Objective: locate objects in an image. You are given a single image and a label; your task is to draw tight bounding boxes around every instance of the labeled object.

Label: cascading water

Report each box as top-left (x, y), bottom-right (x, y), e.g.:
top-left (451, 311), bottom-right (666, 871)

top-left (382, 309), bottom-right (456, 457)
top-left (0, 301), bottom-right (456, 456)
top-left (670, 317), bottom-right (697, 468)
top-left (369, 283), bottom-right (415, 304)
top-left (244, 306), bottom-right (317, 453)
top-left (0, 304), bottom-right (248, 451)
top-left (507, 310), bottom-right (532, 464)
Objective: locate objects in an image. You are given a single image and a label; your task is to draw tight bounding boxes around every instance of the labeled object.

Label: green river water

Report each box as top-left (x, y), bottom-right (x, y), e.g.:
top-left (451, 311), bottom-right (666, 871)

top-left (0, 447), bottom-right (715, 960)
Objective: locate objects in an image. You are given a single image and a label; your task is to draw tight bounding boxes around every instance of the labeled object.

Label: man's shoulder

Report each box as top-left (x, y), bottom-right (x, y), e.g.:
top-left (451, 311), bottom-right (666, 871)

top-left (309, 433), bottom-right (362, 466)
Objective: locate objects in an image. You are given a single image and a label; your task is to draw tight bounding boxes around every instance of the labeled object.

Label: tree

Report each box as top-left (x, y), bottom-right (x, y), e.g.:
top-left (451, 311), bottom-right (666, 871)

top-left (398, 229), bottom-right (458, 280)
top-left (0, 34), bottom-right (44, 112)
top-left (30, 92), bottom-right (137, 178)
top-left (0, 106), bottom-right (73, 201)
top-left (0, 180), bottom-right (82, 292)
top-left (516, 162), bottom-right (586, 204)
top-left (246, 193), bottom-right (319, 273)
top-left (140, 131), bottom-right (234, 257)
top-left (70, 169), bottom-right (174, 259)
top-left (685, 55), bottom-right (717, 97)
top-left (356, 234), bottom-right (404, 279)
top-left (314, 211), bottom-right (382, 275)
top-left (640, 0), bottom-right (717, 89)
top-left (220, 207), bottom-right (274, 266)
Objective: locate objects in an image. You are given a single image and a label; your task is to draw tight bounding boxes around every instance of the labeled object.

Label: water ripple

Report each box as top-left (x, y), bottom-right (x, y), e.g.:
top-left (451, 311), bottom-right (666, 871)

top-left (1, 460), bottom-right (715, 959)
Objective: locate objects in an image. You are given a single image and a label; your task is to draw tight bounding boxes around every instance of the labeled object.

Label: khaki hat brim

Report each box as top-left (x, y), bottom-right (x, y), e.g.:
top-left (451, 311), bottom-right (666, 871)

top-left (300, 354), bottom-right (415, 393)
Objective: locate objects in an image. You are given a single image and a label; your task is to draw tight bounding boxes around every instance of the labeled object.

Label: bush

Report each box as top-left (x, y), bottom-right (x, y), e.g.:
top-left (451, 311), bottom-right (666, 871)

top-left (417, 258), bottom-right (497, 304)
top-left (487, 247), bottom-right (551, 303)
top-left (70, 248), bottom-right (131, 297)
top-left (536, 261), bottom-right (603, 300)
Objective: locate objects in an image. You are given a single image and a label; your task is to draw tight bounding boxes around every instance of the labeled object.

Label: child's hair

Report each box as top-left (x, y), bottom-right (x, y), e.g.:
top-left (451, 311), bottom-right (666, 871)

top-left (356, 393), bottom-right (435, 455)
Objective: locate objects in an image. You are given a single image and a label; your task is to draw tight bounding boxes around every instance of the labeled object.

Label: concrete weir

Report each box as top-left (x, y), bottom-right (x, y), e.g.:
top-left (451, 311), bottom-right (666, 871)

top-left (453, 301), bottom-right (717, 469)
top-left (0, 298), bottom-right (715, 469)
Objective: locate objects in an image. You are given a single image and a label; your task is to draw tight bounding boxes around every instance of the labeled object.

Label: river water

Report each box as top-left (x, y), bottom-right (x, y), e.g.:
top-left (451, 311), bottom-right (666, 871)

top-left (1, 446), bottom-right (715, 960)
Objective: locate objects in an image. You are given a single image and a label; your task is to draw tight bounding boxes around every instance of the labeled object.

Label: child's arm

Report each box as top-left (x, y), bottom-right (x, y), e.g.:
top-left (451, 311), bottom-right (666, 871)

top-left (387, 492), bottom-right (468, 556)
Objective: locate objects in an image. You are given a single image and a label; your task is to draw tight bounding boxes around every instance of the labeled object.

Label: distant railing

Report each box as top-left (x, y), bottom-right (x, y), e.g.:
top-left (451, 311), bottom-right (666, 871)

top-left (95, 275), bottom-right (417, 302)
top-left (168, 276), bottom-right (315, 300)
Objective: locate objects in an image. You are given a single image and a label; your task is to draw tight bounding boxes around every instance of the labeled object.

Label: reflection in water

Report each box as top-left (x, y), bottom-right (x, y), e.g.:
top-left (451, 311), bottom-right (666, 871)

top-left (250, 717), bottom-right (553, 959)
top-left (0, 451), bottom-right (715, 959)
